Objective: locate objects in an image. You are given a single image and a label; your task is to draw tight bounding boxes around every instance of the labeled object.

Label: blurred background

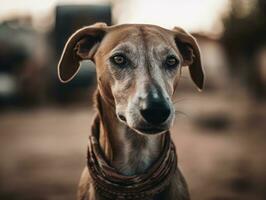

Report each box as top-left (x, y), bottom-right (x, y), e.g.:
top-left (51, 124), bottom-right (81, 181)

top-left (0, 0), bottom-right (266, 199)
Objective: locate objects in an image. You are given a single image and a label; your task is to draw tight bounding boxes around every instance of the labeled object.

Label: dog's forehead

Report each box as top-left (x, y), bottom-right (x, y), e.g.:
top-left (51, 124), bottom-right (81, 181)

top-left (98, 25), bottom-right (174, 55)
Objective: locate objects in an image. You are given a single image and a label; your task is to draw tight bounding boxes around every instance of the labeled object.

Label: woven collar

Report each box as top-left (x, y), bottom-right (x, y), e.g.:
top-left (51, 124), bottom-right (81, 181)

top-left (87, 116), bottom-right (177, 200)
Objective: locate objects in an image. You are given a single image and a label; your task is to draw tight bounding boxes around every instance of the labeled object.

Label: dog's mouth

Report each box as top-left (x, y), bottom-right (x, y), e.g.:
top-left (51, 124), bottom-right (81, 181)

top-left (118, 114), bottom-right (127, 122)
top-left (117, 113), bottom-right (169, 135)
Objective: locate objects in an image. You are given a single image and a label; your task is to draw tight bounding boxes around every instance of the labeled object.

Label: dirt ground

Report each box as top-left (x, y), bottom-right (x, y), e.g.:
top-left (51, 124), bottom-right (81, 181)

top-left (0, 91), bottom-right (266, 200)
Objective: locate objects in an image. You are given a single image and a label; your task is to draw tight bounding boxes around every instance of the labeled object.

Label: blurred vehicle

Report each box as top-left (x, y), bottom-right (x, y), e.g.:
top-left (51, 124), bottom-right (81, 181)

top-left (0, 17), bottom-right (47, 107)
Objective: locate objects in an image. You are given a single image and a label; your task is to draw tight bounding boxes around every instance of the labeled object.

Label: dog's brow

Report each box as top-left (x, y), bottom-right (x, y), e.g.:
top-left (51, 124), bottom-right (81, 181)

top-left (152, 45), bottom-right (180, 60)
top-left (110, 42), bottom-right (137, 55)
top-left (155, 45), bottom-right (172, 55)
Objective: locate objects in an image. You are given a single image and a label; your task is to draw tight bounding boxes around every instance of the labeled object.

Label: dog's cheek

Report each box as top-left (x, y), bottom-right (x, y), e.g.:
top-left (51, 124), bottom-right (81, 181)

top-left (111, 70), bottom-right (134, 97)
top-left (113, 90), bottom-right (127, 108)
top-left (111, 80), bottom-right (130, 112)
top-left (125, 99), bottom-right (141, 128)
top-left (97, 73), bottom-right (114, 101)
top-left (163, 72), bottom-right (179, 98)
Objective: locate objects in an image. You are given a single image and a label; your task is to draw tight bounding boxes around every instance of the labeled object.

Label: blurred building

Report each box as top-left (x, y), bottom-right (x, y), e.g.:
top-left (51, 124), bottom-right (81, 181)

top-left (221, 0), bottom-right (266, 100)
top-left (49, 4), bottom-right (112, 103)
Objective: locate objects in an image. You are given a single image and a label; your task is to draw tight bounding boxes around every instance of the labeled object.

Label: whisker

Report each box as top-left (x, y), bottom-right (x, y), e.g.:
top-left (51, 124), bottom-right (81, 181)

top-left (174, 110), bottom-right (191, 119)
top-left (172, 98), bottom-right (188, 104)
top-left (180, 76), bottom-right (189, 79)
top-left (173, 96), bottom-right (202, 105)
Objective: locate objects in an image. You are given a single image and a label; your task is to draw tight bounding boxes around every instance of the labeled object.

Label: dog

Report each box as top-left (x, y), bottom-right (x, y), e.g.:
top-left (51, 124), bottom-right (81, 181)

top-left (57, 23), bottom-right (204, 200)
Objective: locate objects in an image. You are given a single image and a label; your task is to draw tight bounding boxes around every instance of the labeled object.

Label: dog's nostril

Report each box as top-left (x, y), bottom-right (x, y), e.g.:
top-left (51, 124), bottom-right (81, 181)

top-left (118, 114), bottom-right (127, 122)
top-left (140, 105), bottom-right (171, 125)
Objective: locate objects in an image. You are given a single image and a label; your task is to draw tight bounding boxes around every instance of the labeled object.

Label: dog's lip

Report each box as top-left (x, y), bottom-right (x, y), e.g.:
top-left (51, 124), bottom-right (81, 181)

top-left (118, 114), bottom-right (127, 122)
top-left (134, 126), bottom-right (168, 135)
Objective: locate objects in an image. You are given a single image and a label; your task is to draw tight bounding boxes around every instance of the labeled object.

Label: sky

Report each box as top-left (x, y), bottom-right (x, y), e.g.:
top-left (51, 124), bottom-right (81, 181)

top-left (114, 0), bottom-right (230, 35)
top-left (0, 0), bottom-right (230, 35)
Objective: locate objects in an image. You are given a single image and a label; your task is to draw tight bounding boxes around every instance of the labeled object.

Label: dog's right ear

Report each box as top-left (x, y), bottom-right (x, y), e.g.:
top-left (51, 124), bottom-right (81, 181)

top-left (172, 26), bottom-right (204, 90)
top-left (57, 23), bottom-right (107, 83)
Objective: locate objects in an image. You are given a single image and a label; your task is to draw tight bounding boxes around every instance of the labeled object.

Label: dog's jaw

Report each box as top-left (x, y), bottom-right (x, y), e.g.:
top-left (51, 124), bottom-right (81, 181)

top-left (96, 91), bottom-right (164, 176)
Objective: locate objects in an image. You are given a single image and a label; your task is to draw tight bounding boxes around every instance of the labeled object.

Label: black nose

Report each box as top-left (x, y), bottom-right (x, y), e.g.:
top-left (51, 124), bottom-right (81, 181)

top-left (140, 95), bottom-right (171, 125)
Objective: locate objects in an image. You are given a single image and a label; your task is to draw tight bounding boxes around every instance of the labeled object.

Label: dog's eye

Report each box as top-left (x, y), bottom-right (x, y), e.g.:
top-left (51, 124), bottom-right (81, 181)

top-left (111, 54), bottom-right (128, 66)
top-left (165, 56), bottom-right (179, 69)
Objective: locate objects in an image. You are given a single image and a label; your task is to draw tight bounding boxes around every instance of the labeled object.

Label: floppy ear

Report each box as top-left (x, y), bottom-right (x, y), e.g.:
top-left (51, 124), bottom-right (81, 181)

top-left (172, 27), bottom-right (204, 90)
top-left (57, 23), bottom-right (107, 83)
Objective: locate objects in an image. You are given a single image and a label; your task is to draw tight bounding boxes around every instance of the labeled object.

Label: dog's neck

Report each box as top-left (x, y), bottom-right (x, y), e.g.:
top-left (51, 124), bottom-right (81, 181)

top-left (95, 91), bottom-right (164, 176)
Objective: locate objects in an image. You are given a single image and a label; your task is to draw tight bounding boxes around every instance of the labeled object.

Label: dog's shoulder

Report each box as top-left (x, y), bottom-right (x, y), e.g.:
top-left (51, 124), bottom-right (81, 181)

top-left (157, 167), bottom-right (190, 200)
top-left (77, 167), bottom-right (95, 200)
top-left (172, 167), bottom-right (190, 200)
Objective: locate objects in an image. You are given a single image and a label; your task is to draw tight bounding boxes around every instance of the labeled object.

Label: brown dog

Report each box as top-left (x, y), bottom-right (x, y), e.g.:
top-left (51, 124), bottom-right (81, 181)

top-left (58, 23), bottom-right (204, 200)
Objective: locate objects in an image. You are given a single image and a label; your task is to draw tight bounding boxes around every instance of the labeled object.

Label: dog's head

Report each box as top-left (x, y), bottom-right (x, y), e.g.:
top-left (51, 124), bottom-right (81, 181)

top-left (58, 23), bottom-right (204, 135)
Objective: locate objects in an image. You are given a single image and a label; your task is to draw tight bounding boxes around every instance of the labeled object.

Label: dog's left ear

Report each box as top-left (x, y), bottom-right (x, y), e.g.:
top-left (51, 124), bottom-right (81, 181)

top-left (172, 27), bottom-right (204, 90)
top-left (58, 23), bottom-right (107, 83)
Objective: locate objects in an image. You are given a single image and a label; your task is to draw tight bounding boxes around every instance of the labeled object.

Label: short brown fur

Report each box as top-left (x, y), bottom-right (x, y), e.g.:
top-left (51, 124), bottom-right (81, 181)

top-left (58, 23), bottom-right (204, 200)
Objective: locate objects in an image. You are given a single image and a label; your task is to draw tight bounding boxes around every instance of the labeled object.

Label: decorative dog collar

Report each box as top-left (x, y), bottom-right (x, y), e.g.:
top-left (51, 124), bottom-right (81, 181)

top-left (87, 116), bottom-right (177, 200)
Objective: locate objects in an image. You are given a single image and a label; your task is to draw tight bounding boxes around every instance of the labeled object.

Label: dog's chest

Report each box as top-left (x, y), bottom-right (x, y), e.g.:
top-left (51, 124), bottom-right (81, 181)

top-left (115, 135), bottom-right (161, 175)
